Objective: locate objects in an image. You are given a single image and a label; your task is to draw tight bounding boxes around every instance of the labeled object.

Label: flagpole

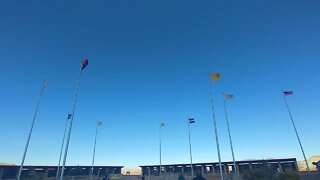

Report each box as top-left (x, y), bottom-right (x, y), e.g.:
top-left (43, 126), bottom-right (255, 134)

top-left (188, 118), bottom-right (194, 178)
top-left (56, 113), bottom-right (71, 180)
top-left (159, 123), bottom-right (162, 178)
top-left (17, 80), bottom-right (47, 180)
top-left (60, 61), bottom-right (86, 180)
top-left (283, 94), bottom-right (310, 173)
top-left (222, 93), bottom-right (237, 174)
top-left (208, 73), bottom-right (224, 180)
top-left (90, 121), bottom-right (100, 179)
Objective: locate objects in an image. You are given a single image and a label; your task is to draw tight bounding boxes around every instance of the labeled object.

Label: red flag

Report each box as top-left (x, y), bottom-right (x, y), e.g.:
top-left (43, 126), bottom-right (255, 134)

top-left (81, 59), bottom-right (88, 70)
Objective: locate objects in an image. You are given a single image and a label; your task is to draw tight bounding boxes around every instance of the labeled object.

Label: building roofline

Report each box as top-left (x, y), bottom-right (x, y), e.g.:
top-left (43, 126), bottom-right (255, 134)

top-left (139, 158), bottom-right (297, 167)
top-left (0, 165), bottom-right (124, 168)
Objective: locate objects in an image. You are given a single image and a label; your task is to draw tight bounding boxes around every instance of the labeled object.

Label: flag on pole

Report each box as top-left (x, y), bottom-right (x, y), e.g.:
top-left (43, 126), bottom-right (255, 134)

top-left (189, 118), bottom-right (195, 124)
top-left (211, 73), bottom-right (220, 80)
top-left (98, 121), bottom-right (103, 126)
top-left (160, 123), bottom-right (165, 128)
top-left (225, 94), bottom-right (234, 100)
top-left (283, 91), bottom-right (293, 96)
top-left (81, 59), bottom-right (89, 70)
top-left (43, 79), bottom-right (48, 88)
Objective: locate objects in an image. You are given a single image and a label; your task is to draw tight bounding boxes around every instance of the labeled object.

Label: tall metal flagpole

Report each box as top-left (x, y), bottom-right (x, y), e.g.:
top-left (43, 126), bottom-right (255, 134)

top-left (159, 123), bottom-right (164, 178)
top-left (188, 118), bottom-right (195, 178)
top-left (283, 92), bottom-right (310, 173)
top-left (222, 93), bottom-right (237, 174)
top-left (56, 113), bottom-right (71, 180)
top-left (208, 73), bottom-right (224, 180)
top-left (17, 79), bottom-right (48, 180)
top-left (60, 59), bottom-right (88, 180)
top-left (90, 121), bottom-right (102, 179)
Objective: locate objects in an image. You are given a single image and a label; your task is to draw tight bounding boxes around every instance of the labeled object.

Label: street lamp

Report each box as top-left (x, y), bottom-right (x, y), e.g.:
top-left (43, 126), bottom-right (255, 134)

top-left (188, 118), bottom-right (195, 178)
top-left (90, 121), bottom-right (103, 179)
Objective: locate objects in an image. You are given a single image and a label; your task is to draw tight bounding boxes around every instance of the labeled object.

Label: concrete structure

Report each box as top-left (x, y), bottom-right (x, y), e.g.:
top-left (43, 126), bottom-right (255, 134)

top-left (0, 164), bottom-right (123, 179)
top-left (140, 158), bottom-right (298, 176)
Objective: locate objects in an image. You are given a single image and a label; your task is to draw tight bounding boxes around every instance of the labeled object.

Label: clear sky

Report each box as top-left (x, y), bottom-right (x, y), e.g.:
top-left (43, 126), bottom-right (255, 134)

top-left (0, 0), bottom-right (319, 169)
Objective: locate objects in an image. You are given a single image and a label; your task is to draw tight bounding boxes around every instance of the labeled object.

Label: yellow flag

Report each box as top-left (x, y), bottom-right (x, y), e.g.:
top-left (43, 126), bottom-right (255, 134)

top-left (211, 73), bottom-right (220, 80)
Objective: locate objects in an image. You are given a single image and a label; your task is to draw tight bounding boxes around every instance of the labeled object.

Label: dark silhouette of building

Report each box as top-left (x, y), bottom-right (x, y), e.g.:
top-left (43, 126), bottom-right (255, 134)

top-left (0, 164), bottom-right (123, 179)
top-left (140, 158), bottom-right (298, 176)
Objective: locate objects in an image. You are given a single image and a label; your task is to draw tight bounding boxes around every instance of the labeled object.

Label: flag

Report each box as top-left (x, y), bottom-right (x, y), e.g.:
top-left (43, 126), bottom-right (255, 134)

top-left (67, 113), bottom-right (72, 119)
top-left (283, 91), bottom-right (293, 96)
top-left (189, 118), bottom-right (195, 124)
top-left (43, 79), bottom-right (48, 88)
top-left (211, 73), bottom-right (220, 80)
top-left (81, 59), bottom-right (89, 70)
top-left (98, 121), bottom-right (103, 126)
top-left (160, 123), bottom-right (165, 128)
top-left (225, 94), bottom-right (234, 100)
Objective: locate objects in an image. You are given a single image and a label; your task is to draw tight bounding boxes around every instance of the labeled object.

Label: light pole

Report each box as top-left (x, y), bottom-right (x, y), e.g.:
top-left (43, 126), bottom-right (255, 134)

top-left (283, 91), bottom-right (310, 173)
top-left (56, 113), bottom-right (72, 180)
top-left (222, 93), bottom-right (237, 174)
top-left (17, 79), bottom-right (48, 180)
top-left (90, 121), bottom-right (103, 179)
top-left (188, 118), bottom-right (195, 178)
top-left (159, 122), bottom-right (164, 177)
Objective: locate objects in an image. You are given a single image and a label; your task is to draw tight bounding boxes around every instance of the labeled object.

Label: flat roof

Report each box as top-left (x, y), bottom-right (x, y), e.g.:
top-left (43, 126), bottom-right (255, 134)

top-left (140, 158), bottom-right (297, 167)
top-left (0, 165), bottom-right (124, 168)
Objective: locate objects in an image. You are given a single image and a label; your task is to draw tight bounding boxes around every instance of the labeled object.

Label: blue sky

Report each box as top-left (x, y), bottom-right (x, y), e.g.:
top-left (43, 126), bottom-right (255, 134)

top-left (0, 0), bottom-right (320, 169)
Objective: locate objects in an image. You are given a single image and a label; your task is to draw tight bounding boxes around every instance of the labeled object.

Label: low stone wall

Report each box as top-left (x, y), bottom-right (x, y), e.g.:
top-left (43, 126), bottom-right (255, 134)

top-left (300, 173), bottom-right (320, 180)
top-left (3, 173), bottom-right (320, 180)
top-left (144, 174), bottom-right (237, 180)
top-left (143, 173), bottom-right (320, 180)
